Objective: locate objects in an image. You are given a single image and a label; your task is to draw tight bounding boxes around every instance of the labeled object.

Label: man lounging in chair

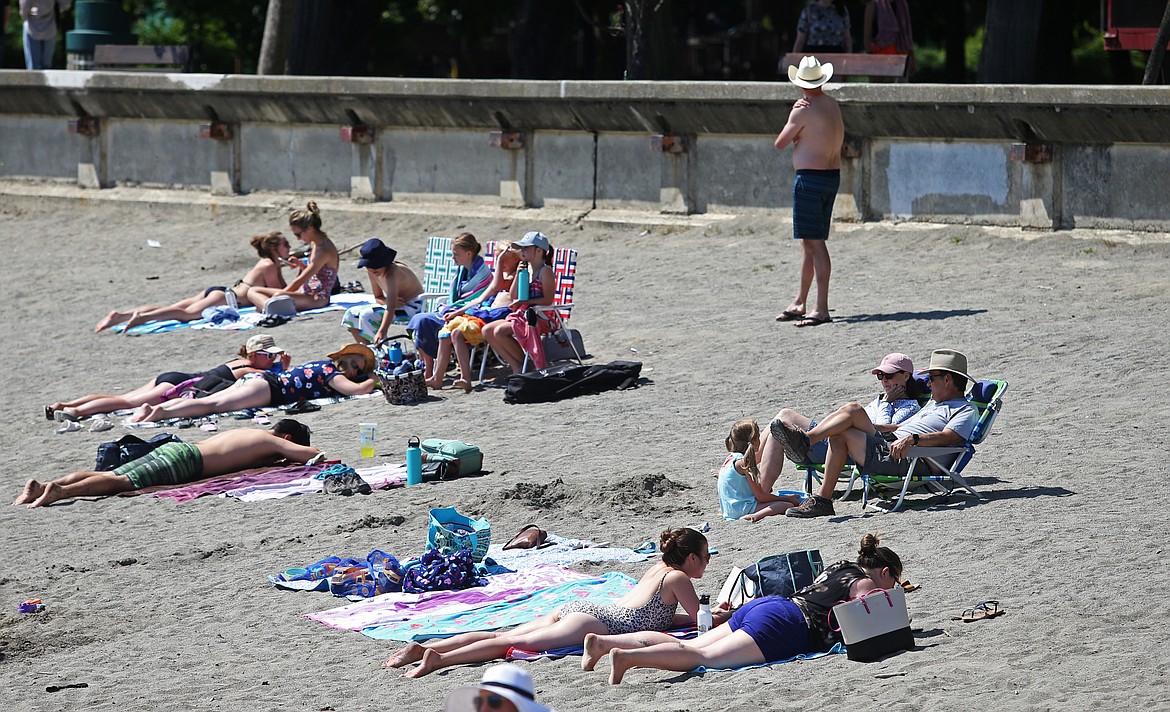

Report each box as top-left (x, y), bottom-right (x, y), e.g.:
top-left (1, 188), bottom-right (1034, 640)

top-left (772, 349), bottom-right (979, 518)
top-left (13, 420), bottom-right (318, 509)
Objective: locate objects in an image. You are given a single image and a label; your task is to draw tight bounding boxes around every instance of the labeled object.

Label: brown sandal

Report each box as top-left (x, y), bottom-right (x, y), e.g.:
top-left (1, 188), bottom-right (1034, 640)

top-left (503, 524), bottom-right (548, 550)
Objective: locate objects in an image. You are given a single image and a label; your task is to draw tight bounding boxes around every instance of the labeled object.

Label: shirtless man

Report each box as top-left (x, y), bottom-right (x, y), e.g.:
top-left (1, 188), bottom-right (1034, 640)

top-left (774, 55), bottom-right (845, 328)
top-left (341, 238), bottom-right (424, 345)
top-left (13, 420), bottom-right (319, 509)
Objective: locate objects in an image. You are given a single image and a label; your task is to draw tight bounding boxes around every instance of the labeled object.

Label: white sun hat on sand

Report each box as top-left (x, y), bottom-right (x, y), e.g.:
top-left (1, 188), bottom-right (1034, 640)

top-left (788, 55), bottom-right (834, 88)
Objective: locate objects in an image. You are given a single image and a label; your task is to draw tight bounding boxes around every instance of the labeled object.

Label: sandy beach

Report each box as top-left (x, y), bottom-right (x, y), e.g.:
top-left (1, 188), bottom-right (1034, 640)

top-left (1, 185), bottom-right (1168, 711)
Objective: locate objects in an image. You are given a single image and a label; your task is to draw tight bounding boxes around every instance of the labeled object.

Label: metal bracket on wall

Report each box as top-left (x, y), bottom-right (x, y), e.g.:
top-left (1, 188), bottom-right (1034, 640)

top-left (68, 117), bottom-right (100, 137)
top-left (198, 122), bottom-right (233, 141)
top-left (1009, 142), bottom-right (1053, 163)
top-left (650, 134), bottom-right (688, 153)
top-left (489, 130), bottom-right (525, 149)
top-left (340, 125), bottom-right (375, 145)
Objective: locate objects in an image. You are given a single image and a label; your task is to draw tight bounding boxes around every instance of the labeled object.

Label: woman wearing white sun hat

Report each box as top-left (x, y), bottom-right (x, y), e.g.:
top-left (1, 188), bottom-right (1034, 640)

top-left (444, 664), bottom-right (554, 712)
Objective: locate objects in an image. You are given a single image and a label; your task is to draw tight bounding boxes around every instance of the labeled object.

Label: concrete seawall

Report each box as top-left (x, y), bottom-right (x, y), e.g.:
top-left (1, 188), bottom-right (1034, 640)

top-left (2, 71), bottom-right (1168, 230)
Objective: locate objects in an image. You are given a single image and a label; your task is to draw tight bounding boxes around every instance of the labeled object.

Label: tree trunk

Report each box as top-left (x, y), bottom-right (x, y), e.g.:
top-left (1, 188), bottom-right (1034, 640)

top-left (978, 0), bottom-right (1044, 83)
top-left (257, 0), bottom-right (296, 76)
top-left (1142, 0), bottom-right (1170, 85)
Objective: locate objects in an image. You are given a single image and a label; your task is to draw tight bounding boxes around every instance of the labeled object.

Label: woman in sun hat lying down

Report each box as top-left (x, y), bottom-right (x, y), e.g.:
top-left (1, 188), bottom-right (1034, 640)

top-left (581, 533), bottom-right (905, 684)
top-left (386, 527), bottom-right (721, 678)
top-left (45, 334), bottom-right (292, 422)
top-left (129, 343), bottom-right (378, 423)
top-left (95, 232), bottom-right (293, 333)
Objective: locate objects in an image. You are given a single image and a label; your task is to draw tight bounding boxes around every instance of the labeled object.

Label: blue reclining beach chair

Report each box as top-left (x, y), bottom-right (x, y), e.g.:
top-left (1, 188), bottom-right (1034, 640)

top-left (798, 378), bottom-right (1007, 513)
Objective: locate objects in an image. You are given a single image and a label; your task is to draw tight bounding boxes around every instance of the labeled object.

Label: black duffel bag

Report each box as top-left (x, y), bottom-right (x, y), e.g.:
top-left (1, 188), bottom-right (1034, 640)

top-left (503, 360), bottom-right (642, 404)
top-left (95, 433), bottom-right (184, 471)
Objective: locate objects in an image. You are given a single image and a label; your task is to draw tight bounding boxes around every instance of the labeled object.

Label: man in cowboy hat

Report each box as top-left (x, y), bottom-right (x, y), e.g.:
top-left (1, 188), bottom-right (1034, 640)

top-left (774, 55), bottom-right (844, 328)
top-left (774, 349), bottom-right (980, 518)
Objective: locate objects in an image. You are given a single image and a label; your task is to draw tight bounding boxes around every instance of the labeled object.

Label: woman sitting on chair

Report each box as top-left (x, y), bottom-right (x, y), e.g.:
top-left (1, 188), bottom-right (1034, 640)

top-left (130, 344), bottom-right (378, 423)
top-left (583, 533), bottom-right (905, 684)
top-left (481, 231), bottom-right (556, 374)
top-left (95, 232), bottom-right (291, 332)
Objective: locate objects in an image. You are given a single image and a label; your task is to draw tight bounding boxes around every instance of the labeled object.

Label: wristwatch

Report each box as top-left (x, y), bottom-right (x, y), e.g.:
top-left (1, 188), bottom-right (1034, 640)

top-left (911, 434), bottom-right (920, 445)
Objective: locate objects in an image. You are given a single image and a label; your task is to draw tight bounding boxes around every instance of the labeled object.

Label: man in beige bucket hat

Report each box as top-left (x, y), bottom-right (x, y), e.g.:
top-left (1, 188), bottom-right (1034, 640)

top-left (773, 349), bottom-right (980, 518)
top-left (774, 55), bottom-right (844, 328)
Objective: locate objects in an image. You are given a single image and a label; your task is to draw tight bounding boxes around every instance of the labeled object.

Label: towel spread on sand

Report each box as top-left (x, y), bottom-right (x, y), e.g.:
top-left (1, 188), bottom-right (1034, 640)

top-left (361, 572), bottom-right (638, 642)
top-left (116, 463), bottom-right (327, 501)
top-left (484, 538), bottom-right (651, 570)
top-left (307, 566), bottom-right (594, 631)
top-left (225, 463), bottom-right (406, 502)
top-left (112, 293), bottom-right (378, 335)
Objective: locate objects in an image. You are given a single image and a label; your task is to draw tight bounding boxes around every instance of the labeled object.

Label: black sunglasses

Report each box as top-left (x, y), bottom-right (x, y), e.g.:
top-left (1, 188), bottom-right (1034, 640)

top-left (473, 694), bottom-right (506, 710)
top-left (876, 371), bottom-right (901, 380)
top-left (927, 371), bottom-right (950, 381)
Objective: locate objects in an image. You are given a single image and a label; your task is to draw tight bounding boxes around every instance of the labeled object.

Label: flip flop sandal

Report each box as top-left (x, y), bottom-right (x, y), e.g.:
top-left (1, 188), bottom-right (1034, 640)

top-left (55, 420), bottom-right (82, 434)
top-left (953, 600), bottom-right (1005, 622)
top-left (44, 405), bottom-right (55, 421)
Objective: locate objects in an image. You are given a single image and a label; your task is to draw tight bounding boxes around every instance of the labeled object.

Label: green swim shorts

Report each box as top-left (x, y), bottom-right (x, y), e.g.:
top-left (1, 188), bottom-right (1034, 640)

top-left (114, 442), bottom-right (204, 489)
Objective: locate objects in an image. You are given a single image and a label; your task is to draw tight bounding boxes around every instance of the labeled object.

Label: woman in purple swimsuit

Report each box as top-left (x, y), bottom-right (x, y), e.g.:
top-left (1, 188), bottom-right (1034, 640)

top-left (246, 201), bottom-right (340, 311)
top-left (584, 533), bottom-right (905, 684)
top-left (385, 527), bottom-right (716, 679)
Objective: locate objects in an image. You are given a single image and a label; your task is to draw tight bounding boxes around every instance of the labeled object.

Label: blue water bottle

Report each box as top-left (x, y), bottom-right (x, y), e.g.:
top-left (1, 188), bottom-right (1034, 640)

top-left (516, 262), bottom-right (530, 301)
top-left (387, 340), bottom-right (403, 365)
top-left (406, 436), bottom-right (422, 486)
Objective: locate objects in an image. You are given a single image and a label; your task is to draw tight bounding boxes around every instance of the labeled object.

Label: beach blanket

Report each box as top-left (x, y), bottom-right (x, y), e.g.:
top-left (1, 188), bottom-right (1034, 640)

top-left (225, 463), bottom-right (406, 502)
top-left (361, 572), bottom-right (638, 642)
top-left (307, 566), bottom-right (594, 631)
top-left (118, 392), bottom-right (375, 430)
top-left (484, 536), bottom-right (650, 570)
top-left (116, 462), bottom-right (327, 501)
top-left (112, 293), bottom-right (378, 335)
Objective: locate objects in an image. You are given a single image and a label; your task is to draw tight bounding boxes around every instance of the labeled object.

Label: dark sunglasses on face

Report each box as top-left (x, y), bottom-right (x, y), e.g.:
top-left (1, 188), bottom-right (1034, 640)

top-left (928, 372), bottom-right (949, 381)
top-left (876, 371), bottom-right (901, 380)
top-left (473, 694), bottom-right (506, 710)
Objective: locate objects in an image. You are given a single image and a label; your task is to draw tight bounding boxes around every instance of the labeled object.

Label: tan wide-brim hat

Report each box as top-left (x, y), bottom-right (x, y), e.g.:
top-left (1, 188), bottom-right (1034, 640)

top-left (920, 348), bottom-right (973, 382)
top-left (327, 343), bottom-right (376, 374)
top-left (788, 55), bottom-right (834, 89)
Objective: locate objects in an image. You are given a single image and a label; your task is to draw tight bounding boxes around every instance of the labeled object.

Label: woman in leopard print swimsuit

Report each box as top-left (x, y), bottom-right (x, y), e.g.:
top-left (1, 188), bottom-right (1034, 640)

top-left (389, 527), bottom-right (714, 678)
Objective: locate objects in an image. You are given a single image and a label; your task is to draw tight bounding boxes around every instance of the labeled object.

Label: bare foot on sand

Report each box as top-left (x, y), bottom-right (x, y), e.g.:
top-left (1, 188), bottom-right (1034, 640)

top-left (13, 479), bottom-right (45, 505)
top-left (425, 377), bottom-right (445, 390)
top-left (130, 404), bottom-right (155, 423)
top-left (609, 649), bottom-right (633, 685)
top-left (95, 310), bottom-right (127, 333)
top-left (382, 642), bottom-right (425, 669)
top-left (28, 482), bottom-right (65, 508)
top-left (452, 379), bottom-right (472, 393)
top-left (582, 633), bottom-right (609, 671)
top-left (122, 311), bottom-right (145, 332)
top-left (401, 648), bottom-right (441, 678)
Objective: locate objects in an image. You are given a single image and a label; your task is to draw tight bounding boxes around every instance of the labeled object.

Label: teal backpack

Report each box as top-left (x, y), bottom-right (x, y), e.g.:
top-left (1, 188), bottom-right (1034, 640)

top-left (421, 439), bottom-right (484, 479)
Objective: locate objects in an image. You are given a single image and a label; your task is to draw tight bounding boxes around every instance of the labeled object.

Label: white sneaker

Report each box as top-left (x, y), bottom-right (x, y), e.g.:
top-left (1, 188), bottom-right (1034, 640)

top-left (89, 416), bottom-right (115, 433)
top-left (56, 420), bottom-right (82, 434)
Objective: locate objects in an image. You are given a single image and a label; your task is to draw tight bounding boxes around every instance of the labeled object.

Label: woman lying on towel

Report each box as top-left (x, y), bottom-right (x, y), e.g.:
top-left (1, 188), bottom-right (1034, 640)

top-left (46, 334), bottom-right (291, 422)
top-left (244, 201), bottom-right (340, 312)
top-left (129, 343), bottom-right (378, 423)
top-left (387, 527), bottom-right (718, 679)
top-left (582, 533), bottom-right (905, 684)
top-left (95, 232), bottom-right (292, 332)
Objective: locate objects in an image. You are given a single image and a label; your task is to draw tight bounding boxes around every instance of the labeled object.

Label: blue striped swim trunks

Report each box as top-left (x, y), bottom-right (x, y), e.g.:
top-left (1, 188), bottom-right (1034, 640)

top-left (792, 169), bottom-right (841, 240)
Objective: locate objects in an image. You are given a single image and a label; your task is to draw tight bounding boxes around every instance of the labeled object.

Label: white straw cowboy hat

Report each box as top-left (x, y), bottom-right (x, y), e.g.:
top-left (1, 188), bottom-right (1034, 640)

top-left (788, 55), bottom-right (834, 89)
top-left (920, 348), bottom-right (973, 382)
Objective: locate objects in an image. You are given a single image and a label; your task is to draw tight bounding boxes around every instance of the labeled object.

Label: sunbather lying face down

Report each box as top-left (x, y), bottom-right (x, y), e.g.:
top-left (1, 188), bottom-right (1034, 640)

top-left (385, 527), bottom-right (717, 679)
top-left (12, 421), bottom-right (317, 509)
top-left (45, 334), bottom-right (292, 421)
top-left (94, 232), bottom-right (291, 333)
top-left (128, 343), bottom-right (379, 423)
top-left (582, 533), bottom-right (905, 684)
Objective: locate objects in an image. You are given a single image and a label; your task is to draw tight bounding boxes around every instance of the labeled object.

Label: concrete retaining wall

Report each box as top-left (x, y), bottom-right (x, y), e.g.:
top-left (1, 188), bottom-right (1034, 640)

top-left (2, 70), bottom-right (1169, 230)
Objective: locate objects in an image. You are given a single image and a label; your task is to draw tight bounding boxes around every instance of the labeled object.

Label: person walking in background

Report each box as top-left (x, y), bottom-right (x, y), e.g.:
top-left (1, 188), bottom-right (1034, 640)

top-left (792, 0), bottom-right (851, 55)
top-left (863, 0), bottom-right (914, 80)
top-left (2, 1), bottom-right (11, 68)
top-left (774, 55), bottom-right (844, 328)
top-left (20, 0), bottom-right (70, 70)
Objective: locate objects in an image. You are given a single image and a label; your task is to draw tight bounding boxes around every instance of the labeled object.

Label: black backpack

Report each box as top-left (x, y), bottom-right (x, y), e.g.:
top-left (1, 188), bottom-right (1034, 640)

top-left (503, 360), bottom-right (642, 404)
top-left (95, 433), bottom-right (184, 471)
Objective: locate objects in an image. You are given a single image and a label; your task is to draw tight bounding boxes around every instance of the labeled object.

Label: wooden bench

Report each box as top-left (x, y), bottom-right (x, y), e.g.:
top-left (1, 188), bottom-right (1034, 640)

top-left (93, 45), bottom-right (191, 72)
top-left (780, 52), bottom-right (908, 81)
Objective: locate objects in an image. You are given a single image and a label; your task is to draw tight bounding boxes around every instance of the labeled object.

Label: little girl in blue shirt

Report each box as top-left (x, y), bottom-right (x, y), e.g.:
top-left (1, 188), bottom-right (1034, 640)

top-left (718, 419), bottom-right (803, 522)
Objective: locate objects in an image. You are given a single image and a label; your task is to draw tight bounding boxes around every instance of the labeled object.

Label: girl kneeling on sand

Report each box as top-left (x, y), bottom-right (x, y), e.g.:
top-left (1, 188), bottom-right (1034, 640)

top-left (582, 533), bottom-right (904, 684)
top-left (718, 419), bottom-right (803, 522)
top-left (387, 527), bottom-right (720, 678)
